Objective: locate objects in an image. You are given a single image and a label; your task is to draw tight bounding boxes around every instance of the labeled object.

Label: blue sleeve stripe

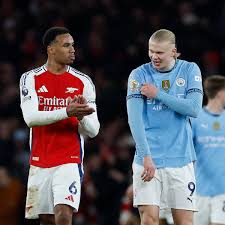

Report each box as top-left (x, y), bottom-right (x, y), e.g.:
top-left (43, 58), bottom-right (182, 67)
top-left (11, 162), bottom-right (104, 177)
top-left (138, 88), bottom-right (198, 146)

top-left (127, 94), bottom-right (144, 101)
top-left (186, 88), bottom-right (203, 95)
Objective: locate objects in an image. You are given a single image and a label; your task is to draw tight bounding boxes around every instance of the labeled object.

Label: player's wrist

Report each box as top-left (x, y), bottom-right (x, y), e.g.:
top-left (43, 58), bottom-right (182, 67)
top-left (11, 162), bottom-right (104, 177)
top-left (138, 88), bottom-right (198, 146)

top-left (77, 116), bottom-right (84, 121)
top-left (79, 116), bottom-right (87, 124)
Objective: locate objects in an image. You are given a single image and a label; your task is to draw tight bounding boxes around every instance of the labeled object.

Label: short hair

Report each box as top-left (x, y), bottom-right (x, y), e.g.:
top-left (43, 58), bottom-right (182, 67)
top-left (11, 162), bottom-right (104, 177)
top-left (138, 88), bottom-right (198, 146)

top-left (204, 75), bottom-right (225, 99)
top-left (150, 29), bottom-right (176, 45)
top-left (42, 27), bottom-right (70, 48)
top-left (150, 29), bottom-right (180, 58)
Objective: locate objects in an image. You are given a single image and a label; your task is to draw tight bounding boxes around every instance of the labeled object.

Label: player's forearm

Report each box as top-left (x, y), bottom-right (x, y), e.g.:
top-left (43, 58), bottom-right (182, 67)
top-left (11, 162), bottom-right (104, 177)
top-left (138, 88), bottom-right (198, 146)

top-left (22, 106), bottom-right (68, 127)
top-left (78, 103), bottom-right (100, 138)
top-left (156, 90), bottom-right (203, 117)
top-left (78, 110), bottom-right (100, 138)
top-left (127, 97), bottom-right (151, 157)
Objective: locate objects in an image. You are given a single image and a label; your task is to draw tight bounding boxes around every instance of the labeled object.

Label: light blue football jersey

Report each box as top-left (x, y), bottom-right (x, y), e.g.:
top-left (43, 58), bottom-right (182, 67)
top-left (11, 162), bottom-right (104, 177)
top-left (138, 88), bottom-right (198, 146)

top-left (191, 108), bottom-right (225, 196)
top-left (127, 59), bottom-right (203, 168)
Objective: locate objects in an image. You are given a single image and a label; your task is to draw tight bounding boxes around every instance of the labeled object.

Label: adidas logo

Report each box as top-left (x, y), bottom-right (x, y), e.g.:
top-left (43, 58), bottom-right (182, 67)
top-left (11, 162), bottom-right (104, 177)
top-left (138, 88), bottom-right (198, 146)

top-left (38, 85), bottom-right (48, 93)
top-left (65, 195), bottom-right (74, 202)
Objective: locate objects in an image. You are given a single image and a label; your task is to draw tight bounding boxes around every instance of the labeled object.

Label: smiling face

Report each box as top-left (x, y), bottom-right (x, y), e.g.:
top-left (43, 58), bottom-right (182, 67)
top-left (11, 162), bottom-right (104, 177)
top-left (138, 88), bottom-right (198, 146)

top-left (48, 33), bottom-right (75, 65)
top-left (148, 38), bottom-right (177, 71)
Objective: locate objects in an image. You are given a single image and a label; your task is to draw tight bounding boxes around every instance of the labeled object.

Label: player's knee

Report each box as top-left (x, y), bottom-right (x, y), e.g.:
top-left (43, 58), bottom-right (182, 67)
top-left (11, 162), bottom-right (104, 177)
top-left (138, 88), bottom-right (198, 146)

top-left (142, 213), bottom-right (158, 225)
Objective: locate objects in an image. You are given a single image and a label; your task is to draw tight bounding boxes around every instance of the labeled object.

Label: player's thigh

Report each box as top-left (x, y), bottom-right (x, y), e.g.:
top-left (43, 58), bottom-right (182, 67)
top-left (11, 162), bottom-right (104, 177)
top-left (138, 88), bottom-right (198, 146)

top-left (194, 195), bottom-right (210, 225)
top-left (54, 204), bottom-right (73, 223)
top-left (132, 163), bottom-right (162, 207)
top-left (171, 208), bottom-right (193, 225)
top-left (52, 163), bottom-right (82, 212)
top-left (211, 194), bottom-right (225, 225)
top-left (166, 163), bottom-right (197, 211)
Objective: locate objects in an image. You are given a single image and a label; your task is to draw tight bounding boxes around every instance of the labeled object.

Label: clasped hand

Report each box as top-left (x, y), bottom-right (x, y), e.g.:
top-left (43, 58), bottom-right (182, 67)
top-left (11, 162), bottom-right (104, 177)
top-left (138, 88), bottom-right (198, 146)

top-left (66, 95), bottom-right (95, 120)
top-left (140, 83), bottom-right (158, 98)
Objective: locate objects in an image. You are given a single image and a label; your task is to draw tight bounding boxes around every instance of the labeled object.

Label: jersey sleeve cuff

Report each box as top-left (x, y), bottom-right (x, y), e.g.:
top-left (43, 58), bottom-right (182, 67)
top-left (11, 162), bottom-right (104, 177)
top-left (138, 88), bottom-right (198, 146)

top-left (61, 107), bottom-right (69, 119)
top-left (79, 117), bottom-right (87, 125)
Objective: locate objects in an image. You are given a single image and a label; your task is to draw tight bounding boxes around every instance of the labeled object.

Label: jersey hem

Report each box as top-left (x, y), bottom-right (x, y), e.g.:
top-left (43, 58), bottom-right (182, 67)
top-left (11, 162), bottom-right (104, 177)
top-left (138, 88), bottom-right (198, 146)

top-left (134, 156), bottom-right (194, 168)
top-left (30, 159), bottom-right (81, 168)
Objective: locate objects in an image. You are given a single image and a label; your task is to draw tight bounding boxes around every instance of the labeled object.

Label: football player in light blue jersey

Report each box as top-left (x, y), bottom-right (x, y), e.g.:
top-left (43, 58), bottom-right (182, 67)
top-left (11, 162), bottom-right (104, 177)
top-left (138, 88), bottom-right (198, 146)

top-left (126, 29), bottom-right (203, 225)
top-left (191, 75), bottom-right (225, 225)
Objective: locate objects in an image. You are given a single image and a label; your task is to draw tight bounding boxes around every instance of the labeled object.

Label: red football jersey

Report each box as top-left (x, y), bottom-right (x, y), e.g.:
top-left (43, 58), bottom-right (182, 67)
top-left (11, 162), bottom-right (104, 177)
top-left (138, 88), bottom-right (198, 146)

top-left (20, 65), bottom-right (99, 168)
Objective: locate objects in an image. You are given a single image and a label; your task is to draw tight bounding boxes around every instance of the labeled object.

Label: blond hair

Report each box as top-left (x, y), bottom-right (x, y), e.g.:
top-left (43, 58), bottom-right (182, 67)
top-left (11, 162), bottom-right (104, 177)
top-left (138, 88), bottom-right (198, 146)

top-left (150, 29), bottom-right (180, 58)
top-left (150, 29), bottom-right (176, 44)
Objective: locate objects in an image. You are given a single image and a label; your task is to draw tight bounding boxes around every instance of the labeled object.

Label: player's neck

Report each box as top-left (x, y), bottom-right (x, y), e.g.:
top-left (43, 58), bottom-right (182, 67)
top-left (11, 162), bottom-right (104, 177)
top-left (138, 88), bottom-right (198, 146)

top-left (167, 59), bottom-right (176, 71)
top-left (45, 60), bottom-right (67, 74)
top-left (206, 99), bottom-right (224, 114)
top-left (159, 59), bottom-right (176, 72)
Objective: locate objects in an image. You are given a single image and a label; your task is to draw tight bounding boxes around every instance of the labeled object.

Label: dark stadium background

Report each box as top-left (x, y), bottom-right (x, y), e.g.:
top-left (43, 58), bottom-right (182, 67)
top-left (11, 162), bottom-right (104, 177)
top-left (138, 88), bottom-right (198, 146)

top-left (0, 0), bottom-right (225, 224)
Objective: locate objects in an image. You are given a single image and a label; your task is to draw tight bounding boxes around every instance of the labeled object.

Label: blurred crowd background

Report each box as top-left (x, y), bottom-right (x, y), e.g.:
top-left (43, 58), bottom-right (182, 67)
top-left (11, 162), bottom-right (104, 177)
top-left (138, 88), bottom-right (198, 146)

top-left (1, 0), bottom-right (225, 225)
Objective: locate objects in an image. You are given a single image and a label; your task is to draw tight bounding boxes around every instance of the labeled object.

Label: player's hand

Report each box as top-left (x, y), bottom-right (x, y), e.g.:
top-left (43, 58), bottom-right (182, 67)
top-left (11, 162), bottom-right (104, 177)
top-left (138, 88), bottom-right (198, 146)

top-left (140, 83), bottom-right (158, 98)
top-left (68, 95), bottom-right (89, 120)
top-left (70, 95), bottom-right (87, 104)
top-left (141, 156), bottom-right (155, 182)
top-left (66, 96), bottom-right (95, 118)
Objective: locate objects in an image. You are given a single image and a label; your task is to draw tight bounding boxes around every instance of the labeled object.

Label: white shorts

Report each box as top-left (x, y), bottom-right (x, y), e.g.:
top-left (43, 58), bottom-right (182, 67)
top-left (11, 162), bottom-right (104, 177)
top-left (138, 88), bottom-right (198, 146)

top-left (160, 208), bottom-right (174, 225)
top-left (25, 163), bottom-right (83, 219)
top-left (194, 194), bottom-right (225, 225)
top-left (133, 162), bottom-right (197, 211)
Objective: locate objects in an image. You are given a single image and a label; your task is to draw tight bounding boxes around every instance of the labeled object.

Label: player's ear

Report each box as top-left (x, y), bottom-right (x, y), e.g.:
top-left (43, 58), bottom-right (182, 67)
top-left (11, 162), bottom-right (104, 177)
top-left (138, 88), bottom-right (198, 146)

top-left (47, 45), bottom-right (54, 55)
top-left (172, 48), bottom-right (177, 57)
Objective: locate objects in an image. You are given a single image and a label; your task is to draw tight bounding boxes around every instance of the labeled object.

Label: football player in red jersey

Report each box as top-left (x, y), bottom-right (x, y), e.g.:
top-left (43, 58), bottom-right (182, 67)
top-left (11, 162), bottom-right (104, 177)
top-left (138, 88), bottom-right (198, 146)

top-left (20, 27), bottom-right (100, 225)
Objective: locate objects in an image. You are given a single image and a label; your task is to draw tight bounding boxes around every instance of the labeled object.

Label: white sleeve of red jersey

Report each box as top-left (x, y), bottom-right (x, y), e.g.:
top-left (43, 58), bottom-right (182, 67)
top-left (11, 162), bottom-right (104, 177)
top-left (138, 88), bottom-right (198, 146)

top-left (20, 72), bottom-right (68, 127)
top-left (78, 79), bottom-right (100, 138)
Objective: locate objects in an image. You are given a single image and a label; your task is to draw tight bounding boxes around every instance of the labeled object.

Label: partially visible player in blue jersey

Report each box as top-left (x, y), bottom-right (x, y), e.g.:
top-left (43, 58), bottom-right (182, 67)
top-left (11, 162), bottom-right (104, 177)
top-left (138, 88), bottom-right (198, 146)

top-left (126, 29), bottom-right (203, 225)
top-left (191, 75), bottom-right (225, 225)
